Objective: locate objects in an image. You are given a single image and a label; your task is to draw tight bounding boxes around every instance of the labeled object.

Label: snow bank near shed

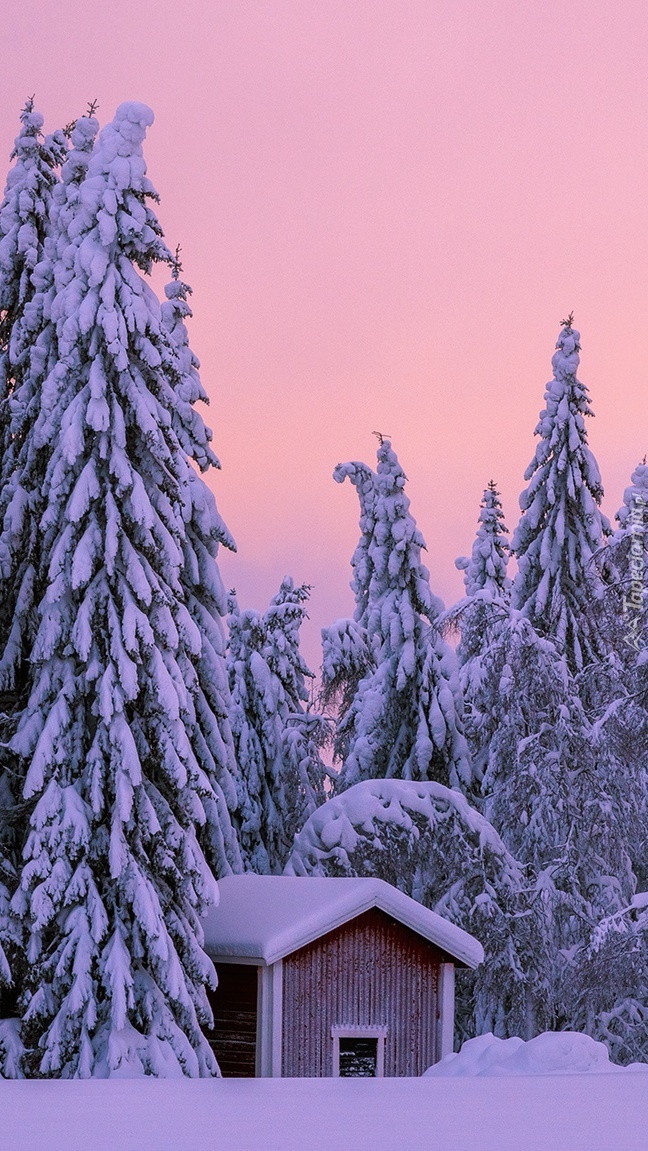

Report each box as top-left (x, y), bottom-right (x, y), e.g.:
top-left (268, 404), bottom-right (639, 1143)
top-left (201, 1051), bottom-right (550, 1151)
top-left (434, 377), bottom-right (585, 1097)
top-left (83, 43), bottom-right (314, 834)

top-left (425, 1031), bottom-right (648, 1077)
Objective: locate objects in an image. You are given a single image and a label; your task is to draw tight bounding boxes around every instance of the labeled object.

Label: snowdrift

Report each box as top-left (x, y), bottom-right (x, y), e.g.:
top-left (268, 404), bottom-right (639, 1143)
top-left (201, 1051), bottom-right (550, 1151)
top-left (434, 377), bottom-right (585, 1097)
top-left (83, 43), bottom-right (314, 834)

top-left (425, 1031), bottom-right (648, 1077)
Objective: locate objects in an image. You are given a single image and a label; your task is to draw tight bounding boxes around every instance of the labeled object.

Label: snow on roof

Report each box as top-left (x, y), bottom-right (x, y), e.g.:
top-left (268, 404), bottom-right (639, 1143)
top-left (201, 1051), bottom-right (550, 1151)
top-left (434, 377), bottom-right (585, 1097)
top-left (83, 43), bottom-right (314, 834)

top-left (202, 875), bottom-right (483, 969)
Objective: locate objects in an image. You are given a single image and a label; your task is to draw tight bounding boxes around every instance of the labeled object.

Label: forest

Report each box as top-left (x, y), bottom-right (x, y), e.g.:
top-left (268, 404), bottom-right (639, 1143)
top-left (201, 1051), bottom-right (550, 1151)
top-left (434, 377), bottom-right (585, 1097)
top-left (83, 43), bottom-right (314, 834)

top-left (0, 97), bottom-right (646, 1080)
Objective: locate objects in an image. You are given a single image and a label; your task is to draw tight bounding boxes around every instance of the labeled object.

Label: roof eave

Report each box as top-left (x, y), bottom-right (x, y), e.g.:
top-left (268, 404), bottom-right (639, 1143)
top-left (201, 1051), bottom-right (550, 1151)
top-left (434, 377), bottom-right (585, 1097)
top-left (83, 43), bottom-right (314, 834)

top-left (207, 888), bottom-right (484, 969)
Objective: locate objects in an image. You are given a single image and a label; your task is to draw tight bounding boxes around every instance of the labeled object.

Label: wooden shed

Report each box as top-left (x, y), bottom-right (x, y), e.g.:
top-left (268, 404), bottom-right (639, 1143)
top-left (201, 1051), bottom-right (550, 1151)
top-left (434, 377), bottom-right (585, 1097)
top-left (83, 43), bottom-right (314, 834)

top-left (202, 875), bottom-right (483, 1078)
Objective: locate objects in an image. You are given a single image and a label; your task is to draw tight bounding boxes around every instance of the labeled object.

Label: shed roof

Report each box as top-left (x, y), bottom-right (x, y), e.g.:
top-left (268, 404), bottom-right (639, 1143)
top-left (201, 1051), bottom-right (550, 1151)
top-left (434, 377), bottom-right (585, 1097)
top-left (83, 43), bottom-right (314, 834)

top-left (203, 875), bottom-right (483, 969)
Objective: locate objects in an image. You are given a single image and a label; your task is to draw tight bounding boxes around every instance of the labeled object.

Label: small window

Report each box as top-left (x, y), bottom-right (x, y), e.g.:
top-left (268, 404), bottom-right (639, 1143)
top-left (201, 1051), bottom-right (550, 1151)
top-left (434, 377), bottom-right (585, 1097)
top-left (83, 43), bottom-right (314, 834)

top-left (339, 1037), bottom-right (378, 1077)
top-left (332, 1025), bottom-right (387, 1077)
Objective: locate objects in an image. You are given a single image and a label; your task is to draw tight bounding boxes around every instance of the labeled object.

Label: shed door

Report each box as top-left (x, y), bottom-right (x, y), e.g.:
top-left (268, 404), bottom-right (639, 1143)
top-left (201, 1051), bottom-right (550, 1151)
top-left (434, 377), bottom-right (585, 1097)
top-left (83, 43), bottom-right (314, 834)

top-left (205, 963), bottom-right (258, 1077)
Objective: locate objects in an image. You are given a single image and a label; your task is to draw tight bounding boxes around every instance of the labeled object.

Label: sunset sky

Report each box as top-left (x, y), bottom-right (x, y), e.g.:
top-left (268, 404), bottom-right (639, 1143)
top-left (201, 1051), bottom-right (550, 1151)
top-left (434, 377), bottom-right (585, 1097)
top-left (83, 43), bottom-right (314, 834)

top-left (2, 1), bottom-right (648, 670)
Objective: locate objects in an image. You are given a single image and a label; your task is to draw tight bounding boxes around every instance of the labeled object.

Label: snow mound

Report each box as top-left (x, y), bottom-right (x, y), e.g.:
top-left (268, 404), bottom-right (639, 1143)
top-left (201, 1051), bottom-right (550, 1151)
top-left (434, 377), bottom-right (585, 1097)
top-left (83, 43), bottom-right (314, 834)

top-left (424, 1032), bottom-right (648, 1077)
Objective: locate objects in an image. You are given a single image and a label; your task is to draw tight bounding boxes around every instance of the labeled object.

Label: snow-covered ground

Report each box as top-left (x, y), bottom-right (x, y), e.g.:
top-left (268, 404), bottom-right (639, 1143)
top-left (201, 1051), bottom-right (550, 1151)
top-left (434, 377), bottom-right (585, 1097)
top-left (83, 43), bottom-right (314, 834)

top-left (2, 1073), bottom-right (648, 1151)
top-left (3, 1034), bottom-right (646, 1150)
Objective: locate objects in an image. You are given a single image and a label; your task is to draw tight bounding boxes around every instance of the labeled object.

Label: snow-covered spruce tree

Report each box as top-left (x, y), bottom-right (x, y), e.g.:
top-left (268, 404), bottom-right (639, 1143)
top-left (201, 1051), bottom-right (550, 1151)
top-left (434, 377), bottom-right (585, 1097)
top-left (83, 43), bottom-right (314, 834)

top-left (615, 459), bottom-right (648, 550)
top-left (456, 481), bottom-right (511, 602)
top-left (324, 439), bottom-right (471, 792)
top-left (589, 460), bottom-right (648, 889)
top-left (595, 460), bottom-right (648, 670)
top-left (449, 482), bottom-right (511, 785)
top-left (320, 460), bottom-right (377, 764)
top-left (285, 778), bottom-right (552, 1042)
top-left (159, 259), bottom-right (240, 876)
top-left (8, 102), bottom-right (239, 1078)
top-left (320, 617), bottom-right (373, 764)
top-left (474, 608), bottom-right (641, 1029)
top-left (0, 101), bottom-right (68, 702)
top-left (0, 113), bottom-right (98, 703)
top-left (0, 103), bottom-right (68, 1055)
top-left (569, 894), bottom-right (648, 1065)
top-left (511, 316), bottom-right (609, 675)
top-left (228, 579), bottom-right (326, 874)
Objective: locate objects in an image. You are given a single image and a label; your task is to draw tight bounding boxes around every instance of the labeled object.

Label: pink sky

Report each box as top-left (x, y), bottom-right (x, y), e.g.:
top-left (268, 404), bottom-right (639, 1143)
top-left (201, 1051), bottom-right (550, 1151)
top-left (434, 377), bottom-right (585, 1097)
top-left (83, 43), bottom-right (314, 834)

top-left (2, 1), bottom-right (648, 671)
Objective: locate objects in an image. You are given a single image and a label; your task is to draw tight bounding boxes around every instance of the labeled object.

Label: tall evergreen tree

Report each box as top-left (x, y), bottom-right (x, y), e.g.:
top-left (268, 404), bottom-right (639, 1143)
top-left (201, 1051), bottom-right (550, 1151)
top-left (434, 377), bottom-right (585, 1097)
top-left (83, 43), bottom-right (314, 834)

top-left (474, 609), bottom-right (640, 1031)
top-left (0, 113), bottom-right (97, 700)
top-left (324, 439), bottom-right (471, 791)
top-left (597, 460), bottom-right (648, 667)
top-left (0, 103), bottom-right (67, 1052)
top-left (590, 460), bottom-right (648, 890)
top-left (7, 102), bottom-right (238, 1077)
top-left (511, 316), bottom-right (609, 673)
top-left (571, 894), bottom-right (648, 1065)
top-left (456, 481), bottom-right (511, 601)
top-left (451, 482), bottom-right (512, 769)
top-left (228, 579), bottom-right (326, 874)
top-left (471, 329), bottom-right (644, 1032)
top-left (160, 259), bottom-right (240, 877)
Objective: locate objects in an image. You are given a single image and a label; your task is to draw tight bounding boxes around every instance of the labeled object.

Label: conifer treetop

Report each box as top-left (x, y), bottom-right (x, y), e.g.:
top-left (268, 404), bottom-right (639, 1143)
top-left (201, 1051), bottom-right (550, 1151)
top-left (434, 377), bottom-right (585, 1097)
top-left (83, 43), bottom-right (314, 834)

top-left (331, 439), bottom-right (471, 790)
top-left (511, 318), bottom-right (609, 671)
top-left (456, 481), bottom-right (510, 600)
top-left (615, 460), bottom-right (648, 533)
top-left (333, 457), bottom-right (378, 625)
top-left (0, 100), bottom-right (66, 318)
top-left (334, 440), bottom-right (443, 629)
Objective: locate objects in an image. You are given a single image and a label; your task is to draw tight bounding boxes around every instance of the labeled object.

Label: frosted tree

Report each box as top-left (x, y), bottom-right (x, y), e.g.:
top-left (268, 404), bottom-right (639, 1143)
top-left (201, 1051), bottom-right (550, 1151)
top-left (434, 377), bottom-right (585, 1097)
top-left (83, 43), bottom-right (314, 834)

top-left (286, 778), bottom-right (552, 1042)
top-left (8, 102), bottom-right (238, 1078)
top-left (160, 257), bottom-right (240, 876)
top-left (468, 354), bottom-right (644, 1029)
top-left (590, 461), bottom-right (648, 889)
top-left (608, 457), bottom-right (648, 728)
top-left (0, 115), bottom-right (101, 1065)
top-left (320, 618), bottom-right (373, 764)
top-left (228, 579), bottom-right (326, 874)
top-left (320, 459), bottom-right (377, 763)
top-left (0, 103), bottom-right (68, 1052)
top-left (511, 316), bottom-right (609, 674)
top-left (450, 483), bottom-right (512, 780)
top-left (596, 460), bottom-right (648, 667)
top-left (473, 608), bottom-right (641, 1030)
top-left (0, 112), bottom-right (98, 704)
top-left (479, 618), bottom-right (587, 901)
top-left (615, 459), bottom-right (648, 541)
top-left (571, 893), bottom-right (648, 1066)
top-left (456, 481), bottom-right (511, 601)
top-left (264, 579), bottom-right (327, 844)
top-left (324, 439), bottom-right (471, 791)
top-left (0, 101), bottom-right (70, 706)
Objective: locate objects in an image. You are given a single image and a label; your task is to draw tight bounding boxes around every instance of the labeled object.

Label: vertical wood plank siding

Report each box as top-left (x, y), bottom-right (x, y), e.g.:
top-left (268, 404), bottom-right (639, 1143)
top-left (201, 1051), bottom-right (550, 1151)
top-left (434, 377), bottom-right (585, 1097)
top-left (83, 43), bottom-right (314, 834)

top-left (282, 909), bottom-right (441, 1077)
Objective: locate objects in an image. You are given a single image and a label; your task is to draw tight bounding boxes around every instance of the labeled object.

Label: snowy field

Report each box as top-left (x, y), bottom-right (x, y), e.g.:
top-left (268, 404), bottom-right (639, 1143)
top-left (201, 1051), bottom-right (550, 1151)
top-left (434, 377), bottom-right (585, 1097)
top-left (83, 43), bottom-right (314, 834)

top-left (2, 1074), bottom-right (648, 1151)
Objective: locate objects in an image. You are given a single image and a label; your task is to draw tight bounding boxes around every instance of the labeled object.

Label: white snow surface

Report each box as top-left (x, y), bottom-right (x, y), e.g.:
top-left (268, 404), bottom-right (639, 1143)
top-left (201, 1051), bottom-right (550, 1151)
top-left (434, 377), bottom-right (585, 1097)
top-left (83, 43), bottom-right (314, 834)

top-left (202, 873), bottom-right (483, 967)
top-left (425, 1031), bottom-right (648, 1078)
top-left (2, 1074), bottom-right (648, 1151)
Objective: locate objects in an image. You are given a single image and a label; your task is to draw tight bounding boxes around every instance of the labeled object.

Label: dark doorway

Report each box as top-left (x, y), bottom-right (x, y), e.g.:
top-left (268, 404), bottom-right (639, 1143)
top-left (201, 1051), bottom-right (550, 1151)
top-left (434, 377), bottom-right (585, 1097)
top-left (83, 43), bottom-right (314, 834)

top-left (205, 963), bottom-right (258, 1077)
top-left (338, 1037), bottom-right (378, 1077)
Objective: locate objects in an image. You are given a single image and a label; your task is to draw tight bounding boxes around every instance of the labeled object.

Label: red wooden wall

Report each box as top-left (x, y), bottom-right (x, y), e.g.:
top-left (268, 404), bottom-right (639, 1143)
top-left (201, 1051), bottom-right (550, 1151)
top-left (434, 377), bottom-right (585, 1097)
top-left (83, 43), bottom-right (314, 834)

top-left (282, 908), bottom-right (442, 1077)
